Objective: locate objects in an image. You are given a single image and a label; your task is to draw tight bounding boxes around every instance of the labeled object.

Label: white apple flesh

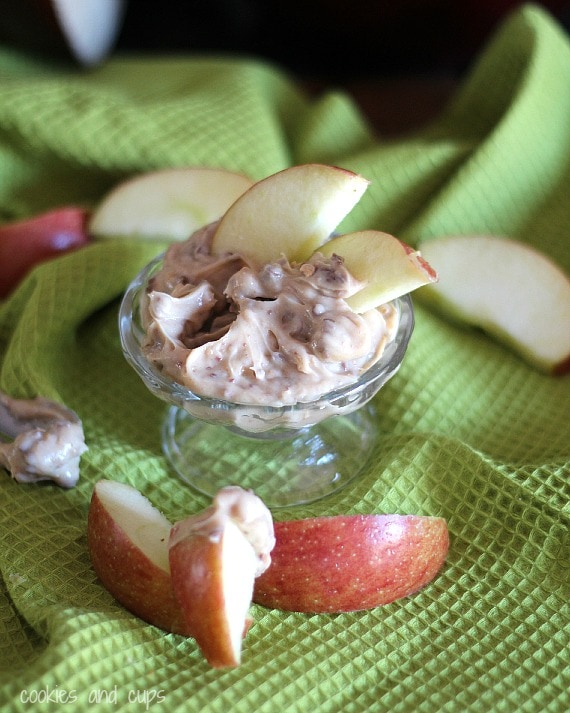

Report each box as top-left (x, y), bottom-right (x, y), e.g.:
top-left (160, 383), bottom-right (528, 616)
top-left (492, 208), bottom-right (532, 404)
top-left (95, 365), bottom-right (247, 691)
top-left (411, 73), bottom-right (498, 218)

top-left (318, 230), bottom-right (438, 312)
top-left (211, 163), bottom-right (370, 265)
top-left (89, 167), bottom-right (253, 241)
top-left (253, 514), bottom-right (449, 613)
top-left (87, 479), bottom-right (189, 635)
top-left (418, 235), bottom-right (570, 374)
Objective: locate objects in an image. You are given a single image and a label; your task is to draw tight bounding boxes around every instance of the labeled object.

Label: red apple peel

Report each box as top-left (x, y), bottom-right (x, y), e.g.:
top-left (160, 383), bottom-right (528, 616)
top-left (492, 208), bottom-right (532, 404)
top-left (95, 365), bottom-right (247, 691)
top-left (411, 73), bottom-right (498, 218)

top-left (253, 514), bottom-right (449, 613)
top-left (0, 206), bottom-right (90, 298)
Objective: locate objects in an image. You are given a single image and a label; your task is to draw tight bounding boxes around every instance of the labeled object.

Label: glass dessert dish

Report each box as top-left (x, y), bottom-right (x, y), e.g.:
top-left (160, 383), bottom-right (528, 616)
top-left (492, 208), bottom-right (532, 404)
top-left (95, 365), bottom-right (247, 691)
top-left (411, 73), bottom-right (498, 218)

top-left (119, 254), bottom-right (415, 508)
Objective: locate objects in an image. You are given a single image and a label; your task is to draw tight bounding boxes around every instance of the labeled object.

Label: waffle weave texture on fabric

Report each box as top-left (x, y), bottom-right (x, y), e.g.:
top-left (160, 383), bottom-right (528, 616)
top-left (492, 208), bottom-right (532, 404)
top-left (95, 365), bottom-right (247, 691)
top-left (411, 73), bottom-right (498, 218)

top-left (0, 4), bottom-right (568, 712)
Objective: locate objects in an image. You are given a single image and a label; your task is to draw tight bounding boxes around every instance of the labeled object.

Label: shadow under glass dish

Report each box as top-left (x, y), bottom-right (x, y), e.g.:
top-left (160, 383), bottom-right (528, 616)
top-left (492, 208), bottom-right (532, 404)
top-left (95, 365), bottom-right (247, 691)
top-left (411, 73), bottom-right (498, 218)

top-left (119, 254), bottom-right (414, 508)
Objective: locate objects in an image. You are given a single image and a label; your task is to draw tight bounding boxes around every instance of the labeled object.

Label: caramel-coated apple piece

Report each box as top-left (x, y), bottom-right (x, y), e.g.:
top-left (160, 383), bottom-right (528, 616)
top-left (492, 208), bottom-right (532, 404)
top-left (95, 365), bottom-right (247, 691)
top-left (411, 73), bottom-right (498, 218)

top-left (318, 230), bottom-right (438, 312)
top-left (169, 486), bottom-right (275, 668)
top-left (253, 514), bottom-right (449, 613)
top-left (87, 479), bottom-right (189, 635)
top-left (89, 167), bottom-right (253, 241)
top-left (418, 234), bottom-right (570, 374)
top-left (211, 163), bottom-right (370, 265)
top-left (88, 481), bottom-right (274, 668)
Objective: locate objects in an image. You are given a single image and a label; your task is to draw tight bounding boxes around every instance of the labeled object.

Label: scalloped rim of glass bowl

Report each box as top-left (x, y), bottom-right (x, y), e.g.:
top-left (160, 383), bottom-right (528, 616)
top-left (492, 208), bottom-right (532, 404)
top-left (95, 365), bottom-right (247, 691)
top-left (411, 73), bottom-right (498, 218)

top-left (119, 253), bottom-right (415, 434)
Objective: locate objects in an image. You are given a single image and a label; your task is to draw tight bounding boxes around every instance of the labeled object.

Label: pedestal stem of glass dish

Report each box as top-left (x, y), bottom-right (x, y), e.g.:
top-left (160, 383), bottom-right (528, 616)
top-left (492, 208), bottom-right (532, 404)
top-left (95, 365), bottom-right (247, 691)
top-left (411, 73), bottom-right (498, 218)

top-left (161, 403), bottom-right (381, 508)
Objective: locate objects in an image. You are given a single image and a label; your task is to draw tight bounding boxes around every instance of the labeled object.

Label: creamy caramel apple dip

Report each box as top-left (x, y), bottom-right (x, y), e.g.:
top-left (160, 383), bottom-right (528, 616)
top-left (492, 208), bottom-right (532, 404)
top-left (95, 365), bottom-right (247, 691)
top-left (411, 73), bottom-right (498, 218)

top-left (0, 392), bottom-right (87, 487)
top-left (170, 485), bottom-right (275, 577)
top-left (141, 221), bottom-right (399, 407)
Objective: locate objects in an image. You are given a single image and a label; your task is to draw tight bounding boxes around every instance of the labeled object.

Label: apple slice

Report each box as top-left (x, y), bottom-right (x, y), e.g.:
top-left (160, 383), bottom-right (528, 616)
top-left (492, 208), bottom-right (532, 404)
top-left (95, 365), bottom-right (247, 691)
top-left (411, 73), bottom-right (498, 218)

top-left (0, 207), bottom-right (90, 298)
top-left (50, 0), bottom-right (127, 66)
top-left (0, 0), bottom-right (126, 68)
top-left (253, 514), bottom-right (449, 613)
top-left (87, 479), bottom-right (189, 635)
top-left (211, 163), bottom-right (370, 265)
top-left (88, 481), bottom-right (274, 666)
top-left (417, 235), bottom-right (570, 374)
top-left (318, 230), bottom-right (438, 312)
top-left (89, 167), bottom-right (253, 242)
top-left (169, 518), bottom-right (258, 668)
top-left (169, 486), bottom-right (275, 668)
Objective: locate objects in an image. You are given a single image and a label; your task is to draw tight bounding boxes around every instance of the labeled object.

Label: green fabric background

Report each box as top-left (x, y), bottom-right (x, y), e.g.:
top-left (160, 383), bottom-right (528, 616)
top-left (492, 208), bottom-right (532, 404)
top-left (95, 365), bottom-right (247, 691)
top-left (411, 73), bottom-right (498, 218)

top-left (0, 4), bottom-right (568, 711)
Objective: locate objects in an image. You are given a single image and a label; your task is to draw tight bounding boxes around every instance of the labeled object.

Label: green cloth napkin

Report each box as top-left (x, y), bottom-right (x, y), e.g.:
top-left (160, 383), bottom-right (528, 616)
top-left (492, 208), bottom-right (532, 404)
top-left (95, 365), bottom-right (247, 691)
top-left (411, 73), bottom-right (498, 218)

top-left (1, 4), bottom-right (568, 711)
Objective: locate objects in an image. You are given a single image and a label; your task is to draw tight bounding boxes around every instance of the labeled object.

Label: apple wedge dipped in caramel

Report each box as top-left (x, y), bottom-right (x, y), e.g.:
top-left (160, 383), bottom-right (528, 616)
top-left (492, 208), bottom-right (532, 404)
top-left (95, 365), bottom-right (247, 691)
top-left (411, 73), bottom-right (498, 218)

top-left (88, 481), bottom-right (449, 664)
top-left (318, 230), bottom-right (438, 312)
top-left (88, 480), bottom-right (274, 668)
top-left (211, 163), bottom-right (370, 265)
top-left (418, 235), bottom-right (570, 374)
top-left (90, 167), bottom-right (253, 242)
top-left (168, 487), bottom-right (275, 668)
top-left (253, 514), bottom-right (449, 613)
top-left (210, 163), bottom-right (437, 306)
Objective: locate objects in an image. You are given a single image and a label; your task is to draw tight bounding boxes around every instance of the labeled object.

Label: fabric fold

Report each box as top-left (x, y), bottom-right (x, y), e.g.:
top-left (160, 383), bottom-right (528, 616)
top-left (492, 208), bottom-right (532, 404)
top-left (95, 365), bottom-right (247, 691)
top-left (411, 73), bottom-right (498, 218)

top-left (0, 5), bottom-right (568, 712)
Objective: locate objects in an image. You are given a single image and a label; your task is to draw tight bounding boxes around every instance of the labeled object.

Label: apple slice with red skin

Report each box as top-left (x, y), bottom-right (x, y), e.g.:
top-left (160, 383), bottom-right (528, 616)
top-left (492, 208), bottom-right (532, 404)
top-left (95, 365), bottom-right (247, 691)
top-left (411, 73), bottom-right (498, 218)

top-left (88, 480), bottom-right (448, 661)
top-left (88, 480), bottom-right (274, 667)
top-left (169, 487), bottom-right (275, 668)
top-left (253, 514), bottom-right (449, 613)
top-left (169, 518), bottom-right (259, 668)
top-left (318, 230), bottom-right (438, 313)
top-left (211, 163), bottom-right (370, 266)
top-left (87, 479), bottom-right (189, 635)
top-left (0, 206), bottom-right (90, 298)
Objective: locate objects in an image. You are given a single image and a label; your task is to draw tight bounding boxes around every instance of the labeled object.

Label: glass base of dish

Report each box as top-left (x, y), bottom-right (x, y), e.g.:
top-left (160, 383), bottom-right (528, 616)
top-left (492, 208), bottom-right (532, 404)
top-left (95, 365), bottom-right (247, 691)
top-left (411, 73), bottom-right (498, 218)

top-left (162, 403), bottom-right (379, 508)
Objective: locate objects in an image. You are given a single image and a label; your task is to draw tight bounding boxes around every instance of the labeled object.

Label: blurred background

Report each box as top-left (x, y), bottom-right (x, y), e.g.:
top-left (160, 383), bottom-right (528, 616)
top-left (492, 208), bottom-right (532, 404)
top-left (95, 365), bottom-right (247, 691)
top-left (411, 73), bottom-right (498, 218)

top-left (114, 0), bottom-right (570, 78)
top-left (0, 1), bottom-right (569, 134)
top-left (0, 1), bottom-right (568, 77)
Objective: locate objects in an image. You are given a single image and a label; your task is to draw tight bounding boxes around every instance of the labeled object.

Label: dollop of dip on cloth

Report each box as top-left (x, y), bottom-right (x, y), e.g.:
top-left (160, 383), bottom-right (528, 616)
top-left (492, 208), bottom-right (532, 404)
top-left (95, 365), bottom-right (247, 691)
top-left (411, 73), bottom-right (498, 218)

top-left (0, 392), bottom-right (87, 487)
top-left (142, 222), bottom-right (399, 406)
